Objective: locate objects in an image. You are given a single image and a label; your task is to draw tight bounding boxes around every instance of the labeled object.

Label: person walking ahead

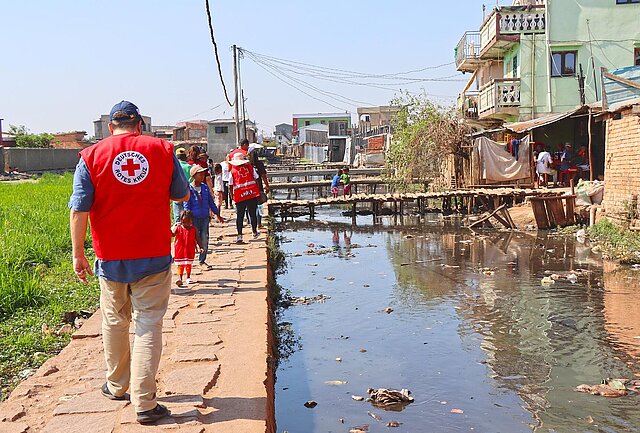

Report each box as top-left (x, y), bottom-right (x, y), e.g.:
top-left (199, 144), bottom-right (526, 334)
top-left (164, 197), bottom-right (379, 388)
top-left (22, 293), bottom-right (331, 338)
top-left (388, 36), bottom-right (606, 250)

top-left (184, 165), bottom-right (224, 269)
top-left (69, 100), bottom-right (189, 424)
top-left (228, 152), bottom-right (261, 243)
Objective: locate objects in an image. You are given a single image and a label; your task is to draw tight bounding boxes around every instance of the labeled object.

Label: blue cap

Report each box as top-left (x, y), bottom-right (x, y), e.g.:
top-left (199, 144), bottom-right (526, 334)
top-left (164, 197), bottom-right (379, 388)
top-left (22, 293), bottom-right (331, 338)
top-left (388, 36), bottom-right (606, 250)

top-left (109, 100), bottom-right (144, 124)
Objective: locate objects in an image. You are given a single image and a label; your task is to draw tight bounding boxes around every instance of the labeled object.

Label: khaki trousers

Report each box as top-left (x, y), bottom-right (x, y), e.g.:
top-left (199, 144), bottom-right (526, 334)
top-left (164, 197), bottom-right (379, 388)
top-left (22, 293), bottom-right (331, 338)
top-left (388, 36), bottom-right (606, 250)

top-left (99, 269), bottom-right (171, 412)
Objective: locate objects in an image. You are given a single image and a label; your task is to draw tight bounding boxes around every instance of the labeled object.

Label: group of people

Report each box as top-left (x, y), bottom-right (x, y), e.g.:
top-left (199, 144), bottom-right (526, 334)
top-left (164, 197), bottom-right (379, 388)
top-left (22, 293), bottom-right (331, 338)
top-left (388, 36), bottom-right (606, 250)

top-left (331, 167), bottom-right (352, 198)
top-left (535, 142), bottom-right (590, 187)
top-left (68, 100), bottom-right (269, 424)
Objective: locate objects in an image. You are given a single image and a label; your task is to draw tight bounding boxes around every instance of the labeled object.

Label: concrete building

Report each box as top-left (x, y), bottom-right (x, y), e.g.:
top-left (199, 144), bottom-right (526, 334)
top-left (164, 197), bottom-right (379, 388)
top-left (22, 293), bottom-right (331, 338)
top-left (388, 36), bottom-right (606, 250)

top-left (94, 114), bottom-right (152, 140)
top-left (356, 106), bottom-right (400, 130)
top-left (274, 123), bottom-right (293, 146)
top-left (173, 121), bottom-right (208, 142)
top-left (455, 0), bottom-right (640, 123)
top-left (291, 113), bottom-right (350, 137)
top-left (206, 119), bottom-right (256, 162)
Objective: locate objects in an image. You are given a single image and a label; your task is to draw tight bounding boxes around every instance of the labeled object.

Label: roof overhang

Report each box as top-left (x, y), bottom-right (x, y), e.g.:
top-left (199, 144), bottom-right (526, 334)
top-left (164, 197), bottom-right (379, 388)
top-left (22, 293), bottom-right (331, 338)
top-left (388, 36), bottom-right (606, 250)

top-left (503, 107), bottom-right (590, 134)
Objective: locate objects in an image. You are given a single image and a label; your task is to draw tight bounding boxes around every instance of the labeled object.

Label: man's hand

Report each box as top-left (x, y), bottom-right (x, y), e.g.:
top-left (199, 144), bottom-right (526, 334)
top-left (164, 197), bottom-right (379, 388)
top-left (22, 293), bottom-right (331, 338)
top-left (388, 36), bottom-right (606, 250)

top-left (199, 247), bottom-right (205, 254)
top-left (73, 255), bottom-right (93, 285)
top-left (216, 214), bottom-right (224, 224)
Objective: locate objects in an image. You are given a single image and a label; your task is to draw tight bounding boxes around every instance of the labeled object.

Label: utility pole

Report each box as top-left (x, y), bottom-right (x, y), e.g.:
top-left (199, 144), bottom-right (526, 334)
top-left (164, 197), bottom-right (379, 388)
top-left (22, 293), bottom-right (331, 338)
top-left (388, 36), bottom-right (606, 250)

top-left (242, 90), bottom-right (248, 141)
top-left (0, 118), bottom-right (4, 147)
top-left (232, 44), bottom-right (240, 145)
top-left (578, 64), bottom-right (586, 106)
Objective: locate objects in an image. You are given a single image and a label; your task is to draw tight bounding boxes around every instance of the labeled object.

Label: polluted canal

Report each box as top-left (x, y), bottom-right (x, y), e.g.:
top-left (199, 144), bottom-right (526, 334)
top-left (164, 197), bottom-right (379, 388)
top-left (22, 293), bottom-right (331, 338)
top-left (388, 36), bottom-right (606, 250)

top-left (271, 208), bottom-right (640, 433)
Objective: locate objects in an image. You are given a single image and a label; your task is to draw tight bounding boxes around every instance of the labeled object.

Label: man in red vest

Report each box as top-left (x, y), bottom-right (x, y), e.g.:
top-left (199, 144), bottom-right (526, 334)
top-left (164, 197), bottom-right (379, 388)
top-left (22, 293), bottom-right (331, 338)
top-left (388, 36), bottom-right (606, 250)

top-left (69, 101), bottom-right (189, 424)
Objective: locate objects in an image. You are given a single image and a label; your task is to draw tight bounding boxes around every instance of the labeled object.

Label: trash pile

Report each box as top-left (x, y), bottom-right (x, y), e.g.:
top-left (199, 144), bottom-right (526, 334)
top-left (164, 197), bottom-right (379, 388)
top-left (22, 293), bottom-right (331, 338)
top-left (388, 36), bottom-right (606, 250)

top-left (576, 378), bottom-right (640, 397)
top-left (284, 293), bottom-right (330, 306)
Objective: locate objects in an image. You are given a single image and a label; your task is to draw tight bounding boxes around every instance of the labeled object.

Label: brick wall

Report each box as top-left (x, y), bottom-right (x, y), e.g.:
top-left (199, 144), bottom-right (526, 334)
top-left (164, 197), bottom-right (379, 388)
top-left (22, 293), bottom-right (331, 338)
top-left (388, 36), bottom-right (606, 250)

top-left (603, 114), bottom-right (640, 225)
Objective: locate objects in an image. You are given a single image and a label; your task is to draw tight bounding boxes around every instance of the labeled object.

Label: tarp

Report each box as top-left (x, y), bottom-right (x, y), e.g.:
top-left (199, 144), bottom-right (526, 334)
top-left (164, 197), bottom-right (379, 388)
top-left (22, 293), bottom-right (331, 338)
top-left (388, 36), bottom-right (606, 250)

top-left (503, 108), bottom-right (583, 133)
top-left (474, 136), bottom-right (531, 182)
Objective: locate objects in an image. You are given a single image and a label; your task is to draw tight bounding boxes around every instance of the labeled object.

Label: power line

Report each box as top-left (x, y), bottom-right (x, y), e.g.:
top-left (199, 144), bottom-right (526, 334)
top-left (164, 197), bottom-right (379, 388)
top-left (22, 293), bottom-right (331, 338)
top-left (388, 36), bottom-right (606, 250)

top-left (204, 0), bottom-right (233, 106)
top-left (178, 104), bottom-right (223, 122)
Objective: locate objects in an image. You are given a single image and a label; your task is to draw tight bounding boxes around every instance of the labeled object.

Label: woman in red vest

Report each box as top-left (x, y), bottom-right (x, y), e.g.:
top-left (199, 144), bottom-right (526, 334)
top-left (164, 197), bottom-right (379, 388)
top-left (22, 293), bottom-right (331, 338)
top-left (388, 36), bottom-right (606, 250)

top-left (228, 152), bottom-right (261, 243)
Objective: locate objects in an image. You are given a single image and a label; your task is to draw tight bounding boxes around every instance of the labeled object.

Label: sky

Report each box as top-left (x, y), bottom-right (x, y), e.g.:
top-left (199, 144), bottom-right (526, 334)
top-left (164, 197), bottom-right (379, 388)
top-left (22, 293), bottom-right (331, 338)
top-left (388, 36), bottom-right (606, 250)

top-left (0, 0), bottom-right (514, 135)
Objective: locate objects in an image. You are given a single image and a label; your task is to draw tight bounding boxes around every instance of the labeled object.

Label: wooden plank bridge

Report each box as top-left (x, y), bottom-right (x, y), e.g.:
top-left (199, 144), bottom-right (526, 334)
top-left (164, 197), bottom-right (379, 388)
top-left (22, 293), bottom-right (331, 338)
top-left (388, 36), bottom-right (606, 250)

top-left (267, 167), bottom-right (381, 180)
top-left (267, 188), bottom-right (561, 219)
top-left (269, 177), bottom-right (386, 198)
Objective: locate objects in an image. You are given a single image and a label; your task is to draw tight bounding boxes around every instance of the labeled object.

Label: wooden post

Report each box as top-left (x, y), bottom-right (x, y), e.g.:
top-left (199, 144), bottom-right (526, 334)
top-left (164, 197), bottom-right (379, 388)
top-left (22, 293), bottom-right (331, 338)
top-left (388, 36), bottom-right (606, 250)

top-left (588, 108), bottom-right (594, 181)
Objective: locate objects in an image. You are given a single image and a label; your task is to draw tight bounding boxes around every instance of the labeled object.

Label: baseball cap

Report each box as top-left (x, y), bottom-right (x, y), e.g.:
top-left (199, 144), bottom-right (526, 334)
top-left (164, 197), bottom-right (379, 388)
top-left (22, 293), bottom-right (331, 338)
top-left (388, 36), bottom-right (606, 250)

top-left (176, 148), bottom-right (186, 156)
top-left (189, 165), bottom-right (208, 177)
top-left (109, 100), bottom-right (145, 125)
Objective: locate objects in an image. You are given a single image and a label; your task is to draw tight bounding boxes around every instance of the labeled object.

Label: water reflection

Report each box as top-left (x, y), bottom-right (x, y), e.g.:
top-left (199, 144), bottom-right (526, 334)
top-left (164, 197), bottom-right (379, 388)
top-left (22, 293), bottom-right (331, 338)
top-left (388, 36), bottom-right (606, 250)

top-left (274, 213), bottom-right (640, 433)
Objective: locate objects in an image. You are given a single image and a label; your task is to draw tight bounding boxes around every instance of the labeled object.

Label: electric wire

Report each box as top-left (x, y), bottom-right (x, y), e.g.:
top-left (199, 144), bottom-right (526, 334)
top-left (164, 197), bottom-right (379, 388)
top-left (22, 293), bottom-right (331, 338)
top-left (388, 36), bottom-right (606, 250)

top-left (204, 0), bottom-right (233, 106)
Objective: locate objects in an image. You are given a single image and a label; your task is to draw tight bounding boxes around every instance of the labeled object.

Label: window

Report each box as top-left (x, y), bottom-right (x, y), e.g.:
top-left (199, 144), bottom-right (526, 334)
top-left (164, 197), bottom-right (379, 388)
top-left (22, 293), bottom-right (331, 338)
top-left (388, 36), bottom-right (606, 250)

top-left (635, 48), bottom-right (640, 66)
top-left (616, 0), bottom-right (640, 4)
top-left (551, 51), bottom-right (576, 77)
top-left (304, 120), bottom-right (311, 126)
top-left (512, 55), bottom-right (518, 77)
top-left (214, 126), bottom-right (228, 134)
top-left (320, 120), bottom-right (326, 125)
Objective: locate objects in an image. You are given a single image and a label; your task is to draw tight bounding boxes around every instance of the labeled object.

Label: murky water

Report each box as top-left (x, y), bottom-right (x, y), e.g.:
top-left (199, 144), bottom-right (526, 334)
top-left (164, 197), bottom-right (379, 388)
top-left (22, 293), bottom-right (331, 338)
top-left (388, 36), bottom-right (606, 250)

top-left (273, 209), bottom-right (640, 433)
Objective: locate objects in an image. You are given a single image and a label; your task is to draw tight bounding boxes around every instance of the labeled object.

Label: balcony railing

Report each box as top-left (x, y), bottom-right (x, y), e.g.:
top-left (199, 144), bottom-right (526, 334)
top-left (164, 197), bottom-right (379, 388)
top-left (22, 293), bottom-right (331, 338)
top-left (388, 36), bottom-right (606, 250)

top-left (479, 7), bottom-right (545, 58)
top-left (478, 79), bottom-right (521, 118)
top-left (455, 31), bottom-right (481, 71)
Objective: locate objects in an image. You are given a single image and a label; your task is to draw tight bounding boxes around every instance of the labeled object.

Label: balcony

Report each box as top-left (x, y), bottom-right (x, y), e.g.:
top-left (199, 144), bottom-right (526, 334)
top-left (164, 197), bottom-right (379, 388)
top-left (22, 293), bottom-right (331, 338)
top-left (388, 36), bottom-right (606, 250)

top-left (480, 6), bottom-right (545, 59)
top-left (478, 78), bottom-right (521, 119)
top-left (455, 32), bottom-right (481, 72)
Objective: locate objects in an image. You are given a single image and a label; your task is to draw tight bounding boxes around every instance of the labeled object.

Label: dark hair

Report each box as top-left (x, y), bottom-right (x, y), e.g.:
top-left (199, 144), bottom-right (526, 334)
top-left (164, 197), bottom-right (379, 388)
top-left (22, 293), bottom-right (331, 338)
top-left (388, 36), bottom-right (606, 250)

top-left (180, 210), bottom-right (193, 221)
top-left (214, 163), bottom-right (222, 173)
top-left (110, 115), bottom-right (141, 131)
top-left (177, 153), bottom-right (187, 161)
top-left (343, 166), bottom-right (349, 172)
top-left (187, 145), bottom-right (200, 163)
top-left (240, 138), bottom-right (249, 146)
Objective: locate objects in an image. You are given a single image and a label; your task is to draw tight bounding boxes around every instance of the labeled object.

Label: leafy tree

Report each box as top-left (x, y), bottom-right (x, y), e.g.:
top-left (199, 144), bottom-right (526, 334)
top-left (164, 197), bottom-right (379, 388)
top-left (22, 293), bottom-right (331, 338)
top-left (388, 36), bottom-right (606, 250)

top-left (383, 92), bottom-right (471, 191)
top-left (8, 125), bottom-right (54, 148)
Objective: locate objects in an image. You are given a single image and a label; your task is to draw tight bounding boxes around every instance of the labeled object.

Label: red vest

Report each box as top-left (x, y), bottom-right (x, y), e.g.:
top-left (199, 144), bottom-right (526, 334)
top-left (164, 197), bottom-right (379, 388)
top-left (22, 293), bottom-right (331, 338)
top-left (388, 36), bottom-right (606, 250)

top-left (80, 133), bottom-right (174, 261)
top-left (231, 163), bottom-right (260, 203)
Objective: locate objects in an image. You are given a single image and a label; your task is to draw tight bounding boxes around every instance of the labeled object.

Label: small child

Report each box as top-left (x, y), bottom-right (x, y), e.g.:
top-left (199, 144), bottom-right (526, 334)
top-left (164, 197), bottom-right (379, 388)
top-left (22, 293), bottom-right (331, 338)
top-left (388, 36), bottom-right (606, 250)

top-left (331, 169), bottom-right (343, 198)
top-left (213, 163), bottom-right (224, 210)
top-left (341, 166), bottom-right (352, 197)
top-left (172, 210), bottom-right (204, 287)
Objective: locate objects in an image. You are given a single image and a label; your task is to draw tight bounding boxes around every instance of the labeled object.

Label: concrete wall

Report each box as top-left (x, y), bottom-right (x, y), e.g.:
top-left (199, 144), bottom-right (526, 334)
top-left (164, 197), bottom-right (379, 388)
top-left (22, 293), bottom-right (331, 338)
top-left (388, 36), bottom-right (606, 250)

top-left (207, 123), bottom-right (237, 163)
top-left (2, 148), bottom-right (80, 172)
top-left (302, 143), bottom-right (328, 164)
top-left (603, 113), bottom-right (640, 225)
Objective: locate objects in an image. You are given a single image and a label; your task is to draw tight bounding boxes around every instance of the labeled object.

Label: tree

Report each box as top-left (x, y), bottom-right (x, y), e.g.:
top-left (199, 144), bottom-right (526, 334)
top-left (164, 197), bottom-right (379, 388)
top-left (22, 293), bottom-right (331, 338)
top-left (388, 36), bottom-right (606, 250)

top-left (383, 92), bottom-right (471, 191)
top-left (8, 125), bottom-right (54, 149)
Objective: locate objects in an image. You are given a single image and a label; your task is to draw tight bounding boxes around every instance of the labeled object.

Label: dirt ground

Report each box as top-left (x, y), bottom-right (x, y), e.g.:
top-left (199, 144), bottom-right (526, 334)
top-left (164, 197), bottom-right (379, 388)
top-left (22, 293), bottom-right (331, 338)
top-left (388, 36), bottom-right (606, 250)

top-left (0, 209), bottom-right (273, 433)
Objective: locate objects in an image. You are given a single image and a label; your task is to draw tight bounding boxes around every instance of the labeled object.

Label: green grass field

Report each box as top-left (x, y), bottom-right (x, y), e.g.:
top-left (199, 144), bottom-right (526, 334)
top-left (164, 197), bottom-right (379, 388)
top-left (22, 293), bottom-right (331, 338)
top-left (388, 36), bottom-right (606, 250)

top-left (0, 174), bottom-right (99, 399)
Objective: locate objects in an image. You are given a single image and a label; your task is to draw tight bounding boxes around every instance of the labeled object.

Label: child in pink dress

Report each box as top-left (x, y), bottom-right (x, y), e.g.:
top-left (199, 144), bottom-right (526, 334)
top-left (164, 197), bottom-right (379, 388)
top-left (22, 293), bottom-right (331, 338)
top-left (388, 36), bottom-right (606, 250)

top-left (172, 210), bottom-right (204, 286)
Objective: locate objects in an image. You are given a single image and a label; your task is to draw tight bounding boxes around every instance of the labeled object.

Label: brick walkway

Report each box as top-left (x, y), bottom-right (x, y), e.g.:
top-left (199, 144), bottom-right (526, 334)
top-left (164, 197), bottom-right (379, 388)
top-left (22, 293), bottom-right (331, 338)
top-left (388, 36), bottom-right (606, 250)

top-left (0, 211), bottom-right (273, 433)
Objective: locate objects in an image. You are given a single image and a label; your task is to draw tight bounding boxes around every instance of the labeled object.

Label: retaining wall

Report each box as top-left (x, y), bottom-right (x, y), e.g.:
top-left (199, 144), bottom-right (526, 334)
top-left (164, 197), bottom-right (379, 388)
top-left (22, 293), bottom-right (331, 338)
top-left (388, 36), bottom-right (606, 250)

top-left (2, 148), bottom-right (80, 172)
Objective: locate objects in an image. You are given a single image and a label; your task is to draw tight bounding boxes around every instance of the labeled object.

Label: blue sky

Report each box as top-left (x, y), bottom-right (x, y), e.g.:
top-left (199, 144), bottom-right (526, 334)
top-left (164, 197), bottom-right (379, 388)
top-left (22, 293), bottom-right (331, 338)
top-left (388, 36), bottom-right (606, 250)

top-left (0, 1), bottom-right (512, 135)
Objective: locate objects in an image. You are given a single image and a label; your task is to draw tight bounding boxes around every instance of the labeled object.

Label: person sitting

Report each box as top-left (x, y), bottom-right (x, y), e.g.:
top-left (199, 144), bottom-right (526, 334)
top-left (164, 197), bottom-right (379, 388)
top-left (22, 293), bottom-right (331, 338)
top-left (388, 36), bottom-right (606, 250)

top-left (536, 145), bottom-right (554, 188)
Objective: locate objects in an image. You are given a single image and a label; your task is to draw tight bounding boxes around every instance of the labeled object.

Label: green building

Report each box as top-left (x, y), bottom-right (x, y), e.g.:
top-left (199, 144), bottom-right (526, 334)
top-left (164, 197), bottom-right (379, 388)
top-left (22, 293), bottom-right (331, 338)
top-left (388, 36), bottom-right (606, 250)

top-left (455, 0), bottom-right (640, 123)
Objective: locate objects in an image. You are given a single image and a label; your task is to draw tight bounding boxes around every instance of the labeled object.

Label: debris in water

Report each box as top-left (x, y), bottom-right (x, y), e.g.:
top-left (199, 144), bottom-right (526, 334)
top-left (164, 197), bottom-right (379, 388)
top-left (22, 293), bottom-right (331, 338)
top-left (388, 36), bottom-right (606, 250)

top-left (404, 235), bottom-right (414, 239)
top-left (335, 357), bottom-right (342, 362)
top-left (325, 380), bottom-right (347, 386)
top-left (541, 276), bottom-right (555, 286)
top-left (383, 307), bottom-right (394, 314)
top-left (352, 395), bottom-right (365, 401)
top-left (284, 294), bottom-right (330, 306)
top-left (368, 411), bottom-right (383, 421)
top-left (349, 425), bottom-right (369, 433)
top-left (363, 284), bottom-right (370, 287)
top-left (325, 276), bottom-right (336, 281)
top-left (450, 408), bottom-right (464, 414)
top-left (360, 348), bottom-right (367, 353)
top-left (575, 378), bottom-right (640, 397)
top-left (304, 400), bottom-right (317, 408)
top-left (567, 273), bottom-right (578, 283)
top-left (386, 421), bottom-right (402, 427)
top-left (586, 415), bottom-right (594, 424)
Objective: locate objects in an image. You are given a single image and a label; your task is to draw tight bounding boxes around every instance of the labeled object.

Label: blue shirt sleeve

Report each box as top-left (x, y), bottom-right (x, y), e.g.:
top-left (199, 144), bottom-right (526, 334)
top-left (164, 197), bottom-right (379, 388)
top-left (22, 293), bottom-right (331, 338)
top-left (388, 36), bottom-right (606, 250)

top-left (184, 185), bottom-right (194, 211)
top-left (170, 155), bottom-right (189, 200)
top-left (204, 184), bottom-right (219, 215)
top-left (68, 158), bottom-right (94, 212)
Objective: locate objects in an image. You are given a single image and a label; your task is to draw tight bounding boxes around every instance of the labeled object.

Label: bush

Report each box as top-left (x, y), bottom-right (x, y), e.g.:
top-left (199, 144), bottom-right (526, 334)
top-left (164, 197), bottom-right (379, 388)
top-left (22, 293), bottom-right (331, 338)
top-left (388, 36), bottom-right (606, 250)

top-left (8, 125), bottom-right (53, 148)
top-left (588, 218), bottom-right (640, 264)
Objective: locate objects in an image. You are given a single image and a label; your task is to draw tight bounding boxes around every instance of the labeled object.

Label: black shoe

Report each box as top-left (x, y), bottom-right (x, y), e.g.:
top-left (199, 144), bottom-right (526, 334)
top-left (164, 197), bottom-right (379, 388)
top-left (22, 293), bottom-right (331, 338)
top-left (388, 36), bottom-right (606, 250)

top-left (101, 382), bottom-right (128, 401)
top-left (137, 404), bottom-right (170, 424)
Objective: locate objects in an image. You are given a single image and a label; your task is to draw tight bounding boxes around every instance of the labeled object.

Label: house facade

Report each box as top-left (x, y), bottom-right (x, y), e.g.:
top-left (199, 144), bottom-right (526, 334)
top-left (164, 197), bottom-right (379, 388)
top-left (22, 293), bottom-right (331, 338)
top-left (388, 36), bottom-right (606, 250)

top-left (206, 119), bottom-right (256, 162)
top-left (456, 0), bottom-right (640, 123)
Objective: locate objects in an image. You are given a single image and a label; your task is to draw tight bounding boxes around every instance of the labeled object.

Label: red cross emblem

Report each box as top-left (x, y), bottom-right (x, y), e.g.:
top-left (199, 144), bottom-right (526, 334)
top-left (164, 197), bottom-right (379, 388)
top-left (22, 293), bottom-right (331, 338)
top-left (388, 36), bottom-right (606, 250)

top-left (121, 158), bottom-right (141, 176)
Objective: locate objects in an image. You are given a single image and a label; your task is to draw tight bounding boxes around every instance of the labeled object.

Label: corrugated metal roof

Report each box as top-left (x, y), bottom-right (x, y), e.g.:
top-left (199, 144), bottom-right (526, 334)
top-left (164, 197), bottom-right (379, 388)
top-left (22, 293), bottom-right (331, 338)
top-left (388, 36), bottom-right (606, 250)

top-left (503, 107), bottom-right (585, 133)
top-left (604, 66), bottom-right (640, 107)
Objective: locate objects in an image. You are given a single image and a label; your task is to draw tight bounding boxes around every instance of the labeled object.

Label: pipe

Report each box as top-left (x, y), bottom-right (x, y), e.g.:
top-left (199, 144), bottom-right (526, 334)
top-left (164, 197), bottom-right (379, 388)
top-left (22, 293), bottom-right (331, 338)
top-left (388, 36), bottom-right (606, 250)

top-left (545, 0), bottom-right (553, 112)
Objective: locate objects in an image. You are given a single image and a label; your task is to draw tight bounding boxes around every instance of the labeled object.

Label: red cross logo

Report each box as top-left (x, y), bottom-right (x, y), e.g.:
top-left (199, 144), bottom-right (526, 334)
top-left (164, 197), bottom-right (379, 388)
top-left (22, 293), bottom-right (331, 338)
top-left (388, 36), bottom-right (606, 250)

top-left (121, 158), bottom-right (140, 176)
